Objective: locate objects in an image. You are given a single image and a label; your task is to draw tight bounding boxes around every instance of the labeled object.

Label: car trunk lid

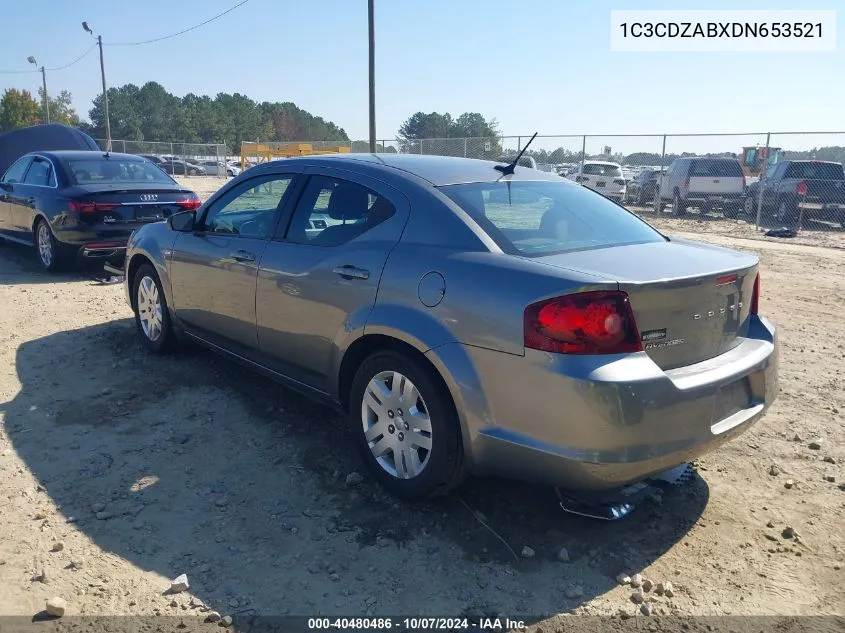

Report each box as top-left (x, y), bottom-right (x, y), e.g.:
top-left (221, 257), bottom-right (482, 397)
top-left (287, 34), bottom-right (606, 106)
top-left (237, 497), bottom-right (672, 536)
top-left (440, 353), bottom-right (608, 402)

top-left (66, 185), bottom-right (199, 226)
top-left (533, 239), bottom-right (758, 370)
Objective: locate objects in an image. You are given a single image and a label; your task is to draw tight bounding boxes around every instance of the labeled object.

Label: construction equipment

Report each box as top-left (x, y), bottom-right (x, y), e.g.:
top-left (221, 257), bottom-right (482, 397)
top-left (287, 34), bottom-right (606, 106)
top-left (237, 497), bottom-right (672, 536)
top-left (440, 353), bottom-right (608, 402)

top-left (739, 145), bottom-right (783, 180)
top-left (239, 142), bottom-right (351, 171)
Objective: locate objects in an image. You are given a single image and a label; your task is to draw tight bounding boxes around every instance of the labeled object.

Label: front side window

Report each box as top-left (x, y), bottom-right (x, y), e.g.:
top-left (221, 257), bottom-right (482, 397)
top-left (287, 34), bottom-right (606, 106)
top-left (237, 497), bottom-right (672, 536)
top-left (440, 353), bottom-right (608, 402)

top-left (23, 157), bottom-right (54, 186)
top-left (285, 176), bottom-right (395, 246)
top-left (440, 180), bottom-right (665, 257)
top-left (1, 156), bottom-right (33, 184)
top-left (201, 175), bottom-right (293, 238)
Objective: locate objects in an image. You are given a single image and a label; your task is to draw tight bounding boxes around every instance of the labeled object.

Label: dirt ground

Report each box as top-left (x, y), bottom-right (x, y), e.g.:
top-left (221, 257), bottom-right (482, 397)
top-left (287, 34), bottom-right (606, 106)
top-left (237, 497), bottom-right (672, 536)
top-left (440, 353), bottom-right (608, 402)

top-left (1, 177), bottom-right (844, 630)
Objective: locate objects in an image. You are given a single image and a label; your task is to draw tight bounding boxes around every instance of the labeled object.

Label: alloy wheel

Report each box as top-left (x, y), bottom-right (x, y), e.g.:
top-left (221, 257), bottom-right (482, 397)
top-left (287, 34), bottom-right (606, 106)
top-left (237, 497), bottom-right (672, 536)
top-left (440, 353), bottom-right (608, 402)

top-left (137, 276), bottom-right (163, 342)
top-left (37, 223), bottom-right (53, 268)
top-left (361, 370), bottom-right (433, 479)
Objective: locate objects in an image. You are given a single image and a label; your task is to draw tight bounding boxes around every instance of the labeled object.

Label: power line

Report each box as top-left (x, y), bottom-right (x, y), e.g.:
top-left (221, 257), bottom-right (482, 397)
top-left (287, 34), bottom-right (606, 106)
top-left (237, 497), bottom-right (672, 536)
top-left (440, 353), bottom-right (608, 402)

top-left (47, 43), bottom-right (98, 71)
top-left (108, 0), bottom-right (250, 46)
top-left (0, 43), bottom-right (98, 75)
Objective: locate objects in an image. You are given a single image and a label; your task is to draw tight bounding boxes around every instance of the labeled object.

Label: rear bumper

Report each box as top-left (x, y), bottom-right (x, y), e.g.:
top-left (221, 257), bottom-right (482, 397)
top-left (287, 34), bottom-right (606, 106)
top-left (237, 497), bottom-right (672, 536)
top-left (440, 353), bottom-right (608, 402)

top-left (684, 192), bottom-right (743, 205)
top-left (441, 315), bottom-right (777, 491)
top-left (798, 200), bottom-right (845, 218)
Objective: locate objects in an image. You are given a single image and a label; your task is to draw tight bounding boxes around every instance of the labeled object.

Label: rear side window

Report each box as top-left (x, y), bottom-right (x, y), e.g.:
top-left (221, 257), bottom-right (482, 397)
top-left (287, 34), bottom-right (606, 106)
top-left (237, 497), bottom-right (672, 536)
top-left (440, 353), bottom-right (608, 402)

top-left (286, 176), bottom-right (396, 246)
top-left (439, 180), bottom-right (665, 256)
top-left (783, 162), bottom-right (845, 180)
top-left (690, 159), bottom-right (743, 177)
top-left (64, 158), bottom-right (175, 185)
top-left (1, 156), bottom-right (32, 184)
top-left (23, 158), bottom-right (55, 186)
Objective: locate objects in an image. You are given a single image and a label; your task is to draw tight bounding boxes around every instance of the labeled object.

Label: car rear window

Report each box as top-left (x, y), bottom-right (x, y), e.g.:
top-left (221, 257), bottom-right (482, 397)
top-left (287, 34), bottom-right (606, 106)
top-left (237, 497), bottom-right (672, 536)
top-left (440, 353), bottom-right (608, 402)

top-left (64, 158), bottom-right (175, 185)
top-left (439, 180), bottom-right (665, 257)
top-left (783, 162), bottom-right (845, 180)
top-left (690, 159), bottom-right (743, 177)
top-left (582, 163), bottom-right (622, 177)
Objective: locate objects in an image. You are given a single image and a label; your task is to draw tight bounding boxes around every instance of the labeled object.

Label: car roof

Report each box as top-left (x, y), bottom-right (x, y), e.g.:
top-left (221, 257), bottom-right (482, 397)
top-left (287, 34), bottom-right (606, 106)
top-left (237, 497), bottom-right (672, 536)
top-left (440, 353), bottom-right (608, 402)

top-left (260, 153), bottom-right (561, 186)
top-left (32, 150), bottom-right (147, 162)
top-left (583, 160), bottom-right (620, 166)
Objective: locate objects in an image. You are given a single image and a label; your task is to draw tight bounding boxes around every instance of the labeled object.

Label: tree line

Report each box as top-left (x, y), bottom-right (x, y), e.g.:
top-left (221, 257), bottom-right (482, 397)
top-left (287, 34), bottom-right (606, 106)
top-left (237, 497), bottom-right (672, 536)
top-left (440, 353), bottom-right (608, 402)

top-left (0, 83), bottom-right (349, 152)
top-left (4, 88), bottom-right (845, 165)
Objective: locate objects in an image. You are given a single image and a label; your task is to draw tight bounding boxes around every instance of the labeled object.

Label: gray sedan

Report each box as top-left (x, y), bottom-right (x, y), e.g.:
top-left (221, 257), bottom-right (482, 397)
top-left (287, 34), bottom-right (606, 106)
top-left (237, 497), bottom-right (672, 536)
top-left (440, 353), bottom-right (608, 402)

top-left (122, 154), bottom-right (778, 504)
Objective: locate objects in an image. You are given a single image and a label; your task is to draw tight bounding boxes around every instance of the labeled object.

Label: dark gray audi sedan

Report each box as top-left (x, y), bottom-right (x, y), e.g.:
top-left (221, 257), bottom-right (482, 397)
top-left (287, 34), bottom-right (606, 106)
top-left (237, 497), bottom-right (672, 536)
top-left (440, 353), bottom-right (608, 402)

top-left (122, 153), bottom-right (778, 504)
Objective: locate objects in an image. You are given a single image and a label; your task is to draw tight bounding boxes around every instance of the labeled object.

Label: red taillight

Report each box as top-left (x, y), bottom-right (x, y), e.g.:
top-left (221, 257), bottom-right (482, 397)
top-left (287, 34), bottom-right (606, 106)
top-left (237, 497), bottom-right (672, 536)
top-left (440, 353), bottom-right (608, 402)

top-left (68, 200), bottom-right (119, 213)
top-left (176, 195), bottom-right (201, 210)
top-left (524, 290), bottom-right (642, 355)
top-left (750, 273), bottom-right (760, 315)
top-left (796, 181), bottom-right (808, 196)
top-left (682, 176), bottom-right (690, 189)
top-left (715, 273), bottom-right (738, 286)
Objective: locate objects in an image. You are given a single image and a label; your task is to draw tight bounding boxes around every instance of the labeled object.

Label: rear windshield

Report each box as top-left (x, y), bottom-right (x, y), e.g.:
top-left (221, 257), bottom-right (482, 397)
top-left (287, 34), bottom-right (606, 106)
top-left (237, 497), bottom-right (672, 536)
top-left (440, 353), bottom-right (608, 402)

top-left (439, 180), bottom-right (665, 257)
top-left (64, 158), bottom-right (175, 185)
top-left (582, 163), bottom-right (622, 177)
top-left (783, 162), bottom-right (845, 180)
top-left (690, 159), bottom-right (743, 177)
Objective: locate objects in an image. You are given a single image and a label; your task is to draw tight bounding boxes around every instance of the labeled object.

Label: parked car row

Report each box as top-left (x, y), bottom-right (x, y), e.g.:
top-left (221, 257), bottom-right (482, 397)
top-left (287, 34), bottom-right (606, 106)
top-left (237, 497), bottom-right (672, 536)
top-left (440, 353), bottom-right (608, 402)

top-left (135, 154), bottom-right (243, 177)
top-left (563, 154), bottom-right (845, 227)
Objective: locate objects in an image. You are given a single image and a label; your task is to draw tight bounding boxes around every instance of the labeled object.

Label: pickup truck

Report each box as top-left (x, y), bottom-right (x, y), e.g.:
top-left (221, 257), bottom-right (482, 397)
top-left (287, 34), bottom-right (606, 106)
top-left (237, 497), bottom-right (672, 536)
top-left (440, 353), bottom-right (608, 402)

top-left (744, 160), bottom-right (845, 227)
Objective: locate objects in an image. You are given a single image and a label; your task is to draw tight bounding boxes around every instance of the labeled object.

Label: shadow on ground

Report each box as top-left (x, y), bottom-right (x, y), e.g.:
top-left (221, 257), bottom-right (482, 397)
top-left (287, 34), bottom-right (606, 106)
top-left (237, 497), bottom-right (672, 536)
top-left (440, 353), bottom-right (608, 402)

top-left (2, 312), bottom-right (708, 623)
top-left (0, 240), bottom-right (121, 286)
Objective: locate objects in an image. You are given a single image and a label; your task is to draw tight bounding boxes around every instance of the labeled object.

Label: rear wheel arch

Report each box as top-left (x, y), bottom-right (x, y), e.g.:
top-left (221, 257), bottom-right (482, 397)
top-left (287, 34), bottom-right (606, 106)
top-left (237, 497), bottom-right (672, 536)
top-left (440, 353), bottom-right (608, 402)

top-left (127, 254), bottom-right (154, 311)
top-left (338, 334), bottom-right (441, 413)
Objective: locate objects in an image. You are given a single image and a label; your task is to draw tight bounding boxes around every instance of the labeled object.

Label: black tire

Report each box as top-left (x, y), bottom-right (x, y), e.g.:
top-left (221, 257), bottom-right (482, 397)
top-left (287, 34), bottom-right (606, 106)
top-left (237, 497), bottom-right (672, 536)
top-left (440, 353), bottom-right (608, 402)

top-left (189, 169), bottom-right (198, 176)
top-left (131, 263), bottom-right (176, 354)
top-left (349, 350), bottom-right (467, 500)
top-left (672, 190), bottom-right (687, 216)
top-left (34, 218), bottom-right (71, 272)
top-left (226, 169), bottom-right (234, 177)
top-left (723, 204), bottom-right (740, 219)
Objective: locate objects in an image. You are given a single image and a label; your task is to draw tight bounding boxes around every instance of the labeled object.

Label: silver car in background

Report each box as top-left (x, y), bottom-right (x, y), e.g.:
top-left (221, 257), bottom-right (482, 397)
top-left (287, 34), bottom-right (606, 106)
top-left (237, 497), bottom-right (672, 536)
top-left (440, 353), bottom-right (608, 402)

top-left (122, 154), bottom-right (778, 504)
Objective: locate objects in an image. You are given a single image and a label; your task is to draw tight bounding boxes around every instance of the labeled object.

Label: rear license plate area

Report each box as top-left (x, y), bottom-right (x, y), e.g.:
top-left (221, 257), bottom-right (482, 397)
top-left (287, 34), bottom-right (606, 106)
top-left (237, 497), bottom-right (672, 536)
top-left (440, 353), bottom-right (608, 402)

top-left (596, 181), bottom-right (606, 187)
top-left (712, 378), bottom-right (751, 423)
top-left (129, 206), bottom-right (168, 222)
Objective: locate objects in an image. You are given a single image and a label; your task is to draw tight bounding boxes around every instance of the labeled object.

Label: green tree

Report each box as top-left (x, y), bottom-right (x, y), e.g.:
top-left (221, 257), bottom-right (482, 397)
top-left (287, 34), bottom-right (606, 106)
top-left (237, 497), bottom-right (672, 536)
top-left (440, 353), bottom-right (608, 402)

top-left (397, 111), bottom-right (500, 158)
top-left (0, 88), bottom-right (41, 132)
top-left (37, 88), bottom-right (81, 127)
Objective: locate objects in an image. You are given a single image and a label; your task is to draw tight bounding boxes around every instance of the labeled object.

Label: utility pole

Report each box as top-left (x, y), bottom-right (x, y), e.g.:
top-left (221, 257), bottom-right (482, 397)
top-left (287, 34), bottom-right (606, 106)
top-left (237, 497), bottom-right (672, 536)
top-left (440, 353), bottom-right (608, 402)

top-left (40, 66), bottom-right (50, 123)
top-left (83, 22), bottom-right (111, 151)
top-left (368, 0), bottom-right (376, 153)
top-left (97, 36), bottom-right (112, 151)
top-left (27, 56), bottom-right (50, 123)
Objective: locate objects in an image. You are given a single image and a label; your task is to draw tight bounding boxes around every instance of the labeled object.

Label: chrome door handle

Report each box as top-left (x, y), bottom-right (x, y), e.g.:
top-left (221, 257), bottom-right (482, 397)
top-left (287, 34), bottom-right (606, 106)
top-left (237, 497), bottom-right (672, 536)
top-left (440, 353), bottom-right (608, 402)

top-left (231, 250), bottom-right (256, 263)
top-left (333, 265), bottom-right (370, 280)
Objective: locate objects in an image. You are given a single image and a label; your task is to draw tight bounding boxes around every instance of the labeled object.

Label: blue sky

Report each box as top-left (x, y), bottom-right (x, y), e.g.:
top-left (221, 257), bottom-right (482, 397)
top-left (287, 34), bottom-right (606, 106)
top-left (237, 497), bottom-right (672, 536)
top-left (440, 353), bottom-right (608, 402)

top-left (1, 0), bottom-right (843, 154)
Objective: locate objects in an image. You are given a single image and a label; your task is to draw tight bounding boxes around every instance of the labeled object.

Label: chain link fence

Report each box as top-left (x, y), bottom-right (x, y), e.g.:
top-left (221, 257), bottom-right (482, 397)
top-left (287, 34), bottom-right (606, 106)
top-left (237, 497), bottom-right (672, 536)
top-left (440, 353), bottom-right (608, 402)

top-left (95, 140), bottom-right (230, 178)
top-left (331, 132), bottom-right (845, 244)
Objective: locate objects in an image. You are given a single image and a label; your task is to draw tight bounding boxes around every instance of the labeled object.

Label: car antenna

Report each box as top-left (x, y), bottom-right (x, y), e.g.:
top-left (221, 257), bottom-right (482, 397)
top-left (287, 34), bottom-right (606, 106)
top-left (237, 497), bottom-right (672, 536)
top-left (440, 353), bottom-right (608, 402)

top-left (494, 132), bottom-right (538, 176)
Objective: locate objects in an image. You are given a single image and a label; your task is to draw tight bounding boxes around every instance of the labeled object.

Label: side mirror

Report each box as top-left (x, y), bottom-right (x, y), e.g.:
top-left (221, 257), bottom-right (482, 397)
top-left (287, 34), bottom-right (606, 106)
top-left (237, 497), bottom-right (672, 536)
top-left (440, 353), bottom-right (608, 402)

top-left (0, 182), bottom-right (12, 192)
top-left (168, 210), bottom-right (195, 232)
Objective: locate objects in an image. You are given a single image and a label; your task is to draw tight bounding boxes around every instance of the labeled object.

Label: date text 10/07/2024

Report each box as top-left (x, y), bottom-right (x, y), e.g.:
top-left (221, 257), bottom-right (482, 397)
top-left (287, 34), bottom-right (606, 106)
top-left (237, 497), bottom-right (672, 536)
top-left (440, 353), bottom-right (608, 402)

top-left (307, 617), bottom-right (527, 631)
